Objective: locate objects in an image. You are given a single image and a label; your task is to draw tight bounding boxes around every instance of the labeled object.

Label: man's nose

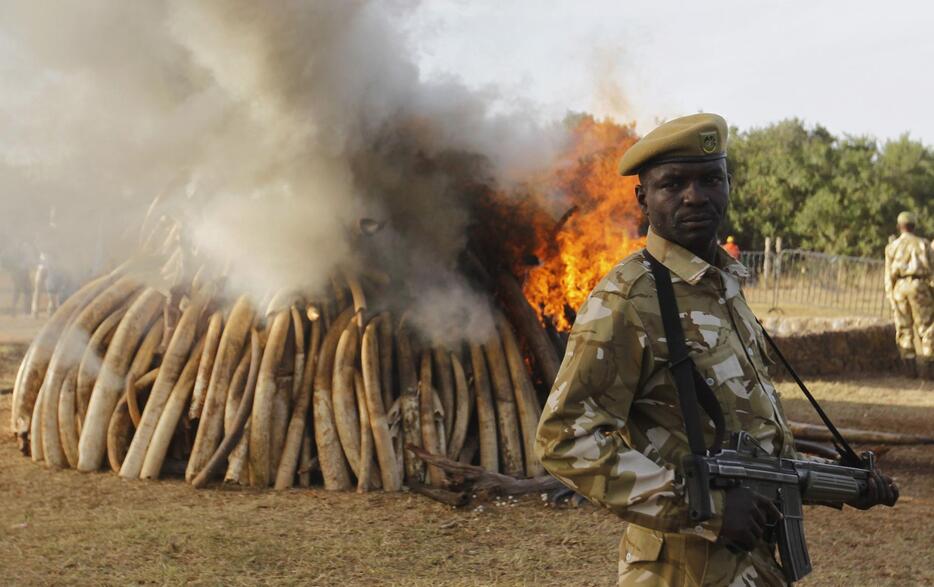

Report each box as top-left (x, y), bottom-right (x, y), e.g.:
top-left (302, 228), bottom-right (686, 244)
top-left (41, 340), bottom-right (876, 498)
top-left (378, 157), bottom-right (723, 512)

top-left (682, 180), bottom-right (709, 205)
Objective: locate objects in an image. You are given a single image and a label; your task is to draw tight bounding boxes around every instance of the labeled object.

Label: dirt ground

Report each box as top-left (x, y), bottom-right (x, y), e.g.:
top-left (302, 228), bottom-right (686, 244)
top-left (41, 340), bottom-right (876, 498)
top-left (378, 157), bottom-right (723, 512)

top-left (0, 343), bottom-right (931, 586)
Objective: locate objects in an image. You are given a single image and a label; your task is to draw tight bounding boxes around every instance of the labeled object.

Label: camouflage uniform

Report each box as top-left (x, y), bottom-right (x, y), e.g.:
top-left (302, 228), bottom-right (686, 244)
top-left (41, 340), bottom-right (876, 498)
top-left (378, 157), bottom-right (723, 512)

top-left (884, 231), bottom-right (934, 360)
top-left (536, 229), bottom-right (796, 586)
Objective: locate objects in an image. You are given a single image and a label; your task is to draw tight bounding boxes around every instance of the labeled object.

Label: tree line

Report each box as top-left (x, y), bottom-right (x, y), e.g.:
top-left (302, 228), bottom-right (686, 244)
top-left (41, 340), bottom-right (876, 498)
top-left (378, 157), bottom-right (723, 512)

top-left (724, 119), bottom-right (933, 258)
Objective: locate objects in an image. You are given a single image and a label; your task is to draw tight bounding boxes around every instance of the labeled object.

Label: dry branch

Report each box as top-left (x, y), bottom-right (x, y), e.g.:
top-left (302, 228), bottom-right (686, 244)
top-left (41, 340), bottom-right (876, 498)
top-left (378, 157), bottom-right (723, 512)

top-left (793, 439), bottom-right (839, 459)
top-left (788, 421), bottom-right (934, 445)
top-left (408, 445), bottom-right (562, 497)
top-left (409, 481), bottom-right (468, 507)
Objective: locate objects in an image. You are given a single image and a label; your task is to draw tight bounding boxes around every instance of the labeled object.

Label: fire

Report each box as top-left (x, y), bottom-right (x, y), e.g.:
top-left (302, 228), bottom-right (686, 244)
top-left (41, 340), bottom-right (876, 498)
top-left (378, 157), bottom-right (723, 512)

top-left (521, 115), bottom-right (646, 330)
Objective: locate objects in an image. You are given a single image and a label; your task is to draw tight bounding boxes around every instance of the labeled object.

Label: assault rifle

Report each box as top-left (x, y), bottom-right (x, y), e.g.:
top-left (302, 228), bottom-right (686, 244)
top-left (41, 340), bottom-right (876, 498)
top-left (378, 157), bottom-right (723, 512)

top-left (682, 431), bottom-right (875, 582)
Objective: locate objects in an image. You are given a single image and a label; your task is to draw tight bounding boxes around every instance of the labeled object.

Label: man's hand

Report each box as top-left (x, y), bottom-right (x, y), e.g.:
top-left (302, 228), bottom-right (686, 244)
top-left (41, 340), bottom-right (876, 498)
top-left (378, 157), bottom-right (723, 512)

top-left (717, 487), bottom-right (782, 551)
top-left (847, 469), bottom-right (899, 510)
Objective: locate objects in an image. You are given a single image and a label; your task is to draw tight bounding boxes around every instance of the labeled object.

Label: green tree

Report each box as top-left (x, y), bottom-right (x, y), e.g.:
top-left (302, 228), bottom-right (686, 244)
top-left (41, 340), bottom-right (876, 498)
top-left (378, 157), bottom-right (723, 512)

top-left (725, 120), bottom-right (933, 257)
top-left (725, 119), bottom-right (833, 249)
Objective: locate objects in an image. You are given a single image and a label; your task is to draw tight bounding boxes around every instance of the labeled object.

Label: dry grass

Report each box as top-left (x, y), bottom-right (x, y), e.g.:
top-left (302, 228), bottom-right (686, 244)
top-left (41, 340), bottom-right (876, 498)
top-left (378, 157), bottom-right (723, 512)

top-left (0, 345), bottom-right (931, 586)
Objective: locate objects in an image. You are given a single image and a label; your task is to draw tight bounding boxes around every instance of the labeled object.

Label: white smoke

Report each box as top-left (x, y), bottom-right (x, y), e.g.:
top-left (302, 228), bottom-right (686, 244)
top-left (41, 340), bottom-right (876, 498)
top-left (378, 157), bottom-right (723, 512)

top-left (0, 0), bottom-right (568, 342)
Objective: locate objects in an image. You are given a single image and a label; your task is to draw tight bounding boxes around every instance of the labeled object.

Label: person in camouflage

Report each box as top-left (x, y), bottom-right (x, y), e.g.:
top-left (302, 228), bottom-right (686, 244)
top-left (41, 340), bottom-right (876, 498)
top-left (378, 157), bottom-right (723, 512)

top-left (536, 113), bottom-right (898, 586)
top-left (884, 211), bottom-right (933, 378)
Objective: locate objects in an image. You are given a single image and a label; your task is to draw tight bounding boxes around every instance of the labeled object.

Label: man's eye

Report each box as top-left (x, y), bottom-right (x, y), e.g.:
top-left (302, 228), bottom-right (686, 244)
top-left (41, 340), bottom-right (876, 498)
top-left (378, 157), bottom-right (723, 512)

top-left (704, 175), bottom-right (723, 185)
top-left (661, 181), bottom-right (680, 190)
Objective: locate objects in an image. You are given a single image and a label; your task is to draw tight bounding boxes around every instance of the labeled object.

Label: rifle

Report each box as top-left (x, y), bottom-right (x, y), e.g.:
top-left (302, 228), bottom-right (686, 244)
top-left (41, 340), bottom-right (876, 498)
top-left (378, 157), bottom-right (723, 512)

top-left (644, 250), bottom-right (878, 584)
top-left (683, 431), bottom-right (875, 582)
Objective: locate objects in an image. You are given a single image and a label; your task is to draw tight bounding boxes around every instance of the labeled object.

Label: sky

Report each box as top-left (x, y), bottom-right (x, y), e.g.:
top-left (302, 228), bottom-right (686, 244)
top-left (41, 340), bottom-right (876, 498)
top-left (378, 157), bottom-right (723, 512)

top-left (409, 0), bottom-right (934, 143)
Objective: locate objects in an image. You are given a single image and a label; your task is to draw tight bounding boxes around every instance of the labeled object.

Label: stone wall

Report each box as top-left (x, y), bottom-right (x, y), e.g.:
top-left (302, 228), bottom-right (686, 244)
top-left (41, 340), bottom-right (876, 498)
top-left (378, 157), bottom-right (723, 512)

top-left (769, 324), bottom-right (899, 378)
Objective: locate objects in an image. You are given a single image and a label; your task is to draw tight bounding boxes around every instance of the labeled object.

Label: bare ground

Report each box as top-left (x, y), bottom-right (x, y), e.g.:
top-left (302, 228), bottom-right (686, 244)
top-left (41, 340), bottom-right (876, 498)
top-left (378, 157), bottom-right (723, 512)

top-left (0, 343), bottom-right (931, 586)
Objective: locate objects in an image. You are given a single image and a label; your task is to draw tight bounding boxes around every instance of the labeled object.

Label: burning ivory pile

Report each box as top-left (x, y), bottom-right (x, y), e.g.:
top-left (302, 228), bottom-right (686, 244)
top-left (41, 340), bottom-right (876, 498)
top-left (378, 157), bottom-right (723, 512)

top-left (9, 239), bottom-right (554, 493)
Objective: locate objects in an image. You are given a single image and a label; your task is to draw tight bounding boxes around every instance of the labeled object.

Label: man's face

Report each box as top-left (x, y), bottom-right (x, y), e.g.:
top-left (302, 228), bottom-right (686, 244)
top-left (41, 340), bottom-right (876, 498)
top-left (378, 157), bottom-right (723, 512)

top-left (635, 159), bottom-right (730, 256)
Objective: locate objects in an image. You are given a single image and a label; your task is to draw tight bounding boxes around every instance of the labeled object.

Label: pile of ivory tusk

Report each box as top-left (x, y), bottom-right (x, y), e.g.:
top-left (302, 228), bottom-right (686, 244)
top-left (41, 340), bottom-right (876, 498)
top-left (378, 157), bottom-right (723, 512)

top-left (9, 257), bottom-right (547, 491)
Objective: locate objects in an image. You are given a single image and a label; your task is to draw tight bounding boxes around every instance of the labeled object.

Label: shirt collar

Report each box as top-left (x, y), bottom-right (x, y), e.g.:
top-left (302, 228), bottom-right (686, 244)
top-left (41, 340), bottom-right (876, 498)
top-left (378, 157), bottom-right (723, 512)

top-left (645, 227), bottom-right (749, 285)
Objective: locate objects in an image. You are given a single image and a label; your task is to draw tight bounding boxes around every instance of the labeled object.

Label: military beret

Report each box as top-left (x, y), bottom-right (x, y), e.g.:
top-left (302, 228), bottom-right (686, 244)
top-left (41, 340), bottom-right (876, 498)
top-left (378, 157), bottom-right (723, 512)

top-left (897, 211), bottom-right (916, 225)
top-left (618, 113), bottom-right (728, 176)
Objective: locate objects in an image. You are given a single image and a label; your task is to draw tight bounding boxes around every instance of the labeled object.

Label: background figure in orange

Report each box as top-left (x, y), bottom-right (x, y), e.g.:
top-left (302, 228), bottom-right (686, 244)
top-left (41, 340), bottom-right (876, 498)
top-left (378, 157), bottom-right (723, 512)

top-left (722, 235), bottom-right (741, 259)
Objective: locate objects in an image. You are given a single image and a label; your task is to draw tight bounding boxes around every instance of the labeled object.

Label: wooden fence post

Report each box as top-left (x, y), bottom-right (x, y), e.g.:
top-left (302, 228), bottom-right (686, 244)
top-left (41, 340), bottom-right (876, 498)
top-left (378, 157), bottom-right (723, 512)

top-left (763, 237), bottom-right (772, 290)
top-left (771, 237), bottom-right (783, 309)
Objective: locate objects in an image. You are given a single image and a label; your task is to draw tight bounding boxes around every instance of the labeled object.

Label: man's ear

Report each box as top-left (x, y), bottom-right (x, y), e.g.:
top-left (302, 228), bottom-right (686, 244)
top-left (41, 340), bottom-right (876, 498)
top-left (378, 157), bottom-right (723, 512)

top-left (635, 184), bottom-right (648, 216)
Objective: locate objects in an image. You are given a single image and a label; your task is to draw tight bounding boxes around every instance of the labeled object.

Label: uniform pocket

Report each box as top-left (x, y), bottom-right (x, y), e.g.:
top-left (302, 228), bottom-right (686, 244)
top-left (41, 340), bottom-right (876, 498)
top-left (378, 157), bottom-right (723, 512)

top-left (621, 524), bottom-right (664, 563)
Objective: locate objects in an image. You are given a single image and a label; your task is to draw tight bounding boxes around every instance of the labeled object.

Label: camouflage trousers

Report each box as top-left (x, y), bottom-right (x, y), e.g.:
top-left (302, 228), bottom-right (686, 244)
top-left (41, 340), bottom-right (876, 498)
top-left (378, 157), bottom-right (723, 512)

top-left (891, 277), bottom-right (934, 360)
top-left (617, 525), bottom-right (786, 587)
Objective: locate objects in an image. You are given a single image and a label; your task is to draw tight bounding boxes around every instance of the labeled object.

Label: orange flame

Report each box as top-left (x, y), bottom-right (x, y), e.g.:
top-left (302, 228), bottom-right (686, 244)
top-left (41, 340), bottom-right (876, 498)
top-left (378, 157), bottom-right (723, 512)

top-left (522, 115), bottom-right (646, 330)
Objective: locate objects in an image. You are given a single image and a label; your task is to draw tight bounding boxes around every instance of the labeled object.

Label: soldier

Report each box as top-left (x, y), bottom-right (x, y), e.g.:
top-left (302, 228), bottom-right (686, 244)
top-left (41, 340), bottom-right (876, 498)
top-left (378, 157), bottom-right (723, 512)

top-left (884, 211), bottom-right (933, 378)
top-left (536, 113), bottom-right (898, 586)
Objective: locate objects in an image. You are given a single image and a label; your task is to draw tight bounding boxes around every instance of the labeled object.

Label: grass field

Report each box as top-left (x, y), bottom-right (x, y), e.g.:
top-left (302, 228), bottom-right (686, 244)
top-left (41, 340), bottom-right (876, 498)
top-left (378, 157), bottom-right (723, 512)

top-left (0, 344), bottom-right (931, 586)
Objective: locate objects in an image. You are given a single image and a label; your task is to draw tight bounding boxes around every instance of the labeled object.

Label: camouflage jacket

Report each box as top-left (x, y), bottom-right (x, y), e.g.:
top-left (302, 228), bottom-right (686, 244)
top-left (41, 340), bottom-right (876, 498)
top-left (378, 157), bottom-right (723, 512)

top-left (536, 228), bottom-right (796, 542)
top-left (885, 232), bottom-right (934, 297)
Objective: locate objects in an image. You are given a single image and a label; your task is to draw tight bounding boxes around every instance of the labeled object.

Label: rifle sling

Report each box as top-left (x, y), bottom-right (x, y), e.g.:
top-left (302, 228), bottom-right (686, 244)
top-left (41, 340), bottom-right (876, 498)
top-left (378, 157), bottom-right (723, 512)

top-left (645, 251), bottom-right (725, 456)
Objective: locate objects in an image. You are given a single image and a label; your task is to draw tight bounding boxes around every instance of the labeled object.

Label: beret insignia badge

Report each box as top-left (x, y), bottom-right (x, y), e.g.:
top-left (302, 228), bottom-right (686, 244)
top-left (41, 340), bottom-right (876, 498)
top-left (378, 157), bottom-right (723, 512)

top-left (700, 131), bottom-right (719, 154)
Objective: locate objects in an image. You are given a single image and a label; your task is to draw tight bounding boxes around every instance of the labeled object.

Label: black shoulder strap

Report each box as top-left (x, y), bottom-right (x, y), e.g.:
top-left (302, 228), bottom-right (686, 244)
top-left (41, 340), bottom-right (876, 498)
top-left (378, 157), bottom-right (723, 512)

top-left (644, 251), bottom-right (725, 456)
top-left (756, 323), bottom-right (861, 466)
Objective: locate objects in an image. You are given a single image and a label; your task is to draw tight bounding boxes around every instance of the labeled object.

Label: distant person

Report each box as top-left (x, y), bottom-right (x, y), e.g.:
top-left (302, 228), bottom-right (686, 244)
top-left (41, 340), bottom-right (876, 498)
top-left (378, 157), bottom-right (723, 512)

top-left (31, 206), bottom-right (67, 317)
top-left (884, 211), bottom-right (933, 378)
top-left (722, 235), bottom-right (741, 260)
top-left (31, 251), bottom-right (68, 317)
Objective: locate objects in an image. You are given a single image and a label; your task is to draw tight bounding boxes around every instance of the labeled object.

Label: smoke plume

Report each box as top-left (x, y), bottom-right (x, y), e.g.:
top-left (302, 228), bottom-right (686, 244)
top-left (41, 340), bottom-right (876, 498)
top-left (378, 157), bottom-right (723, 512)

top-left (0, 1), bottom-right (569, 343)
